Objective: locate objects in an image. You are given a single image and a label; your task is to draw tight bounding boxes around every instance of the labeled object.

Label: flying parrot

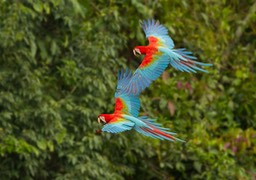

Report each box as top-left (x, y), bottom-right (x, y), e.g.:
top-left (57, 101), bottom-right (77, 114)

top-left (123, 19), bottom-right (212, 95)
top-left (97, 69), bottom-right (183, 142)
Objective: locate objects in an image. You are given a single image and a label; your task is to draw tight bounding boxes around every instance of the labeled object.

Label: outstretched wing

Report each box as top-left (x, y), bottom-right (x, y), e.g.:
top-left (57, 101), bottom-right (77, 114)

top-left (114, 69), bottom-right (141, 117)
top-left (102, 116), bottom-right (134, 133)
top-left (142, 19), bottom-right (174, 48)
top-left (123, 51), bottom-right (169, 95)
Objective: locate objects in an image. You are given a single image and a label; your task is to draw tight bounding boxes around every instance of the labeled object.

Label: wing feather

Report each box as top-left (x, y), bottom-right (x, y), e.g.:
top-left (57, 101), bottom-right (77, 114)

top-left (102, 117), bottom-right (134, 133)
top-left (142, 19), bottom-right (174, 48)
top-left (123, 52), bottom-right (169, 95)
top-left (114, 69), bottom-right (141, 117)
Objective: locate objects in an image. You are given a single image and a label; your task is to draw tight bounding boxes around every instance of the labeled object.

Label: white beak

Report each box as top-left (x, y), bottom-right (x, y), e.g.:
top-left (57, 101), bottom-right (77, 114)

top-left (133, 49), bottom-right (141, 56)
top-left (98, 117), bottom-right (106, 124)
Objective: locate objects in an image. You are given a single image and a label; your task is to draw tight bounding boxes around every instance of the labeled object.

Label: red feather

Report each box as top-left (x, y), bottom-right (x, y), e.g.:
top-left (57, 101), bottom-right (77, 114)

top-left (114, 97), bottom-right (124, 112)
top-left (142, 125), bottom-right (176, 141)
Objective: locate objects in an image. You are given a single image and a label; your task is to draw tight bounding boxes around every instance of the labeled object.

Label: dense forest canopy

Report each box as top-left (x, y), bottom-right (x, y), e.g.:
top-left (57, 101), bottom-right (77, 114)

top-left (0, 0), bottom-right (255, 179)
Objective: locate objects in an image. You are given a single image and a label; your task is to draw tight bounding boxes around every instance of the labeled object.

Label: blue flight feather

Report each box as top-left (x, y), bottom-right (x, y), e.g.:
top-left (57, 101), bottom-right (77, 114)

top-left (141, 19), bottom-right (174, 48)
top-left (102, 120), bottom-right (134, 133)
top-left (123, 54), bottom-right (170, 95)
top-left (114, 69), bottom-right (141, 117)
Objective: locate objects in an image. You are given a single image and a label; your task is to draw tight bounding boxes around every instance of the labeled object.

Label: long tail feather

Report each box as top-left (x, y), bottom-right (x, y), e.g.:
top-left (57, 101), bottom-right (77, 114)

top-left (135, 116), bottom-right (184, 142)
top-left (160, 48), bottom-right (212, 73)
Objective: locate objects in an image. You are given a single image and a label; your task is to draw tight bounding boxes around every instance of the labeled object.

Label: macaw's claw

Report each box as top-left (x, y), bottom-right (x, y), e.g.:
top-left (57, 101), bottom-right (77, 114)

top-left (95, 129), bottom-right (102, 135)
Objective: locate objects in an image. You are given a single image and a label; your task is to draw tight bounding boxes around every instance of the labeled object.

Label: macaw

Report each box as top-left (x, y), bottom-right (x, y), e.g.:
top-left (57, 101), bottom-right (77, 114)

top-left (123, 19), bottom-right (212, 95)
top-left (98, 69), bottom-right (183, 142)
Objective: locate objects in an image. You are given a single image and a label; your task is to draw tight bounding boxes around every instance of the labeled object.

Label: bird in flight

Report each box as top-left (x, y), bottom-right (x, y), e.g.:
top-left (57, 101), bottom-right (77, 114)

top-left (123, 19), bottom-right (212, 95)
top-left (97, 69), bottom-right (183, 142)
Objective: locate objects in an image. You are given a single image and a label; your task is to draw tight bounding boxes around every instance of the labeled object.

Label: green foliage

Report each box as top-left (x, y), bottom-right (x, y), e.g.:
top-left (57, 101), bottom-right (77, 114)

top-left (0, 0), bottom-right (255, 179)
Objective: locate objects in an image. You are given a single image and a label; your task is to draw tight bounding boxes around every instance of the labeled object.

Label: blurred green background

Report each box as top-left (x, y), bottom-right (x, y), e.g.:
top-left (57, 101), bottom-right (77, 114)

top-left (0, 0), bottom-right (255, 179)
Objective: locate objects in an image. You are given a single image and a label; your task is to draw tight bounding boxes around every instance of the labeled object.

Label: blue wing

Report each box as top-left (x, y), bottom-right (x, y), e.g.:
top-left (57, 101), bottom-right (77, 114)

top-left (114, 69), bottom-right (141, 117)
top-left (102, 118), bottom-right (135, 133)
top-left (115, 69), bottom-right (133, 97)
top-left (122, 53), bottom-right (169, 95)
top-left (142, 19), bottom-right (174, 48)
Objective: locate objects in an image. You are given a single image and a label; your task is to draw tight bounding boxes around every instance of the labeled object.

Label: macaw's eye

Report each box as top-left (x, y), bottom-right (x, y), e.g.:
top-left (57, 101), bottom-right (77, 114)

top-left (133, 48), bottom-right (141, 56)
top-left (97, 116), bottom-right (106, 124)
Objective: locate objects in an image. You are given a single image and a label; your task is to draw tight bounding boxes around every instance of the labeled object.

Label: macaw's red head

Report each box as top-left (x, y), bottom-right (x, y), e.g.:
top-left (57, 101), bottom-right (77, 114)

top-left (97, 114), bottom-right (112, 124)
top-left (133, 46), bottom-right (147, 56)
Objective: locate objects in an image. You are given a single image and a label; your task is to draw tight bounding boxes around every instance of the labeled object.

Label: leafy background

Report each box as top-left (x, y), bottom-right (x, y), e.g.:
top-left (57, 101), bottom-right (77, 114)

top-left (0, 0), bottom-right (255, 179)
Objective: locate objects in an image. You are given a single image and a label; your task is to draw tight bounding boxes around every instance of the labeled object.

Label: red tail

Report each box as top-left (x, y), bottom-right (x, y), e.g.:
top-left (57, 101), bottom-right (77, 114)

top-left (142, 125), bottom-right (176, 141)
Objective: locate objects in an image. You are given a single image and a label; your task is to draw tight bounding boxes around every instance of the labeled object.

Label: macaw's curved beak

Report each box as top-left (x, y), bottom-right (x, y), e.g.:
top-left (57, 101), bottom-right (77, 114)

top-left (98, 117), bottom-right (106, 124)
top-left (133, 48), bottom-right (141, 56)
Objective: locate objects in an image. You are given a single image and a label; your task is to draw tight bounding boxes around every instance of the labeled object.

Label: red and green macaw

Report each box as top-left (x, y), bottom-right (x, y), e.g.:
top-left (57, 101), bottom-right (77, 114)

top-left (98, 69), bottom-right (183, 142)
top-left (123, 19), bottom-right (212, 95)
